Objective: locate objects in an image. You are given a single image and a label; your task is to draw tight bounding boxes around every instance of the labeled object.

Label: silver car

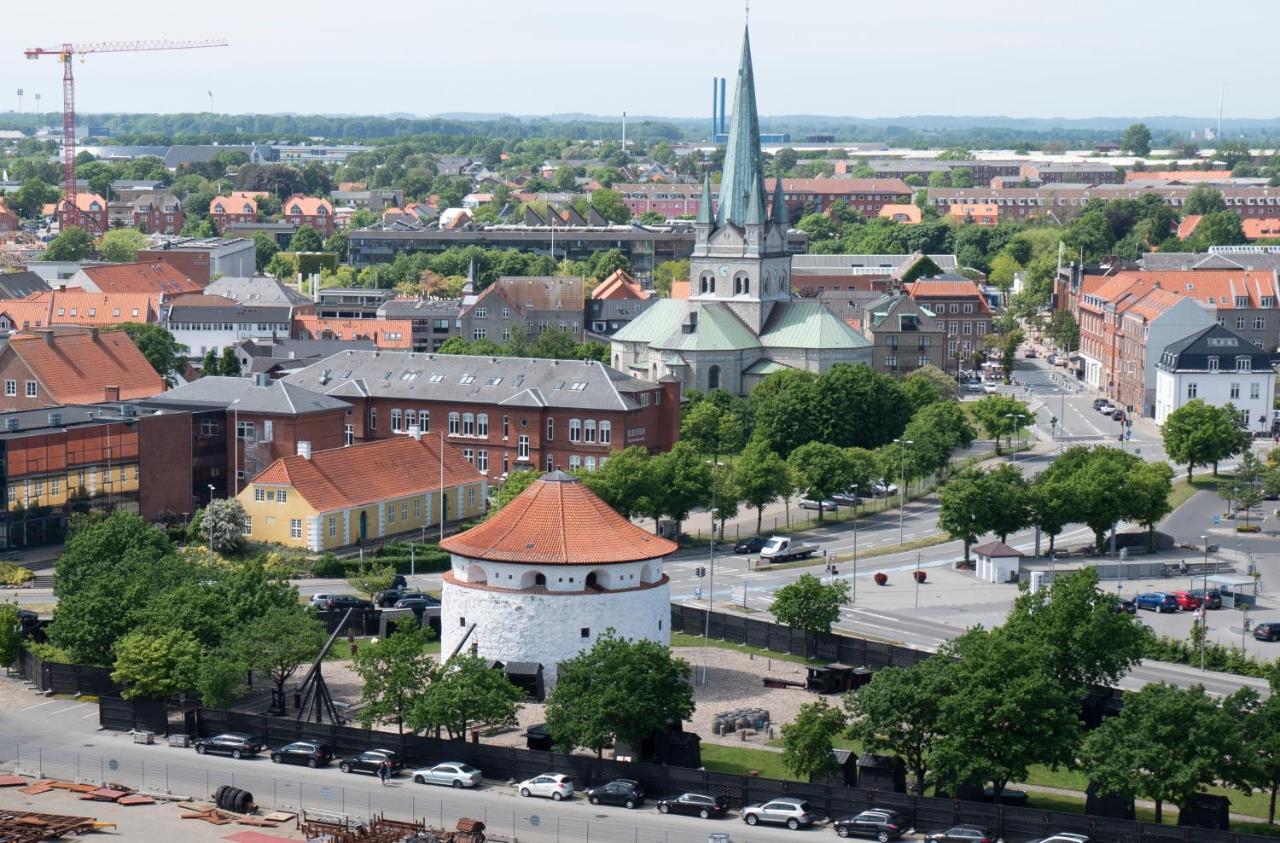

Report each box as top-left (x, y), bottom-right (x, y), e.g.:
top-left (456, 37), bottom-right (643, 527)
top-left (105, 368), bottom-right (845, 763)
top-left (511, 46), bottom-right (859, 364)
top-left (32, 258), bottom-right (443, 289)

top-left (742, 798), bottom-right (814, 829)
top-left (411, 762), bottom-right (482, 788)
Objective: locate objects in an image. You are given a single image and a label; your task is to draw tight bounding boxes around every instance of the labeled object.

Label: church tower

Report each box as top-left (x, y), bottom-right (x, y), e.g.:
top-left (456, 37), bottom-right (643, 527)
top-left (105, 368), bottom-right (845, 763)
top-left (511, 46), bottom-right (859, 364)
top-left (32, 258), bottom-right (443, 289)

top-left (688, 26), bottom-right (792, 334)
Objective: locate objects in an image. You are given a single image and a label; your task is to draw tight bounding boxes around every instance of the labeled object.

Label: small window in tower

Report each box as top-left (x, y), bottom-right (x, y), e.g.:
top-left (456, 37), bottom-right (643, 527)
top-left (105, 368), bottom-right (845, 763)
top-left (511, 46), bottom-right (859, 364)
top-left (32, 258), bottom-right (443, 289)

top-left (580, 627), bottom-right (590, 639)
top-left (459, 617), bottom-right (466, 627)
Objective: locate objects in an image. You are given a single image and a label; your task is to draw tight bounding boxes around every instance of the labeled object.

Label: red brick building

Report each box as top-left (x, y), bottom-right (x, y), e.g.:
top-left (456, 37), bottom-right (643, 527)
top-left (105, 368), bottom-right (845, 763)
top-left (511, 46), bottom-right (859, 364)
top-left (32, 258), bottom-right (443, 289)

top-left (0, 200), bottom-right (17, 233)
top-left (56, 193), bottom-right (109, 236)
top-left (283, 351), bottom-right (681, 478)
top-left (0, 327), bottom-right (165, 413)
top-left (209, 192), bottom-right (263, 233)
top-left (906, 278), bottom-right (994, 367)
top-left (283, 195), bottom-right (335, 238)
top-left (131, 193), bottom-right (184, 235)
top-left (615, 178), bottom-right (912, 220)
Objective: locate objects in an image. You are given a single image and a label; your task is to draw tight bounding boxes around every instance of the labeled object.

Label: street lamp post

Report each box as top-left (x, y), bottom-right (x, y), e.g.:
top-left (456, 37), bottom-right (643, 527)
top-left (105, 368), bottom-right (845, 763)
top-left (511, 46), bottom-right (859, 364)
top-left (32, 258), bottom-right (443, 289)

top-left (850, 484), bottom-right (859, 605)
top-left (893, 439), bottom-right (913, 545)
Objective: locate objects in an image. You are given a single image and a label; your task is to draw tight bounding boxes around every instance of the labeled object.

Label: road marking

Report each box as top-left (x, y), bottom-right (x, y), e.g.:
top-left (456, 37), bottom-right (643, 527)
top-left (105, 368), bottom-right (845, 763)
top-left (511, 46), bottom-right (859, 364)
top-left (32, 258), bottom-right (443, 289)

top-left (49, 704), bottom-right (88, 716)
top-left (82, 711), bottom-right (99, 719)
top-left (19, 700), bottom-right (55, 712)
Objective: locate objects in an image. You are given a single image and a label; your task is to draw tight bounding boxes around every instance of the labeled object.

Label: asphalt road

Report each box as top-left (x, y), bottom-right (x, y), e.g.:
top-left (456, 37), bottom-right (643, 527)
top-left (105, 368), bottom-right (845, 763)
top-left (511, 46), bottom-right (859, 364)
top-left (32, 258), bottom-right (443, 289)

top-left (0, 703), bottom-right (809, 843)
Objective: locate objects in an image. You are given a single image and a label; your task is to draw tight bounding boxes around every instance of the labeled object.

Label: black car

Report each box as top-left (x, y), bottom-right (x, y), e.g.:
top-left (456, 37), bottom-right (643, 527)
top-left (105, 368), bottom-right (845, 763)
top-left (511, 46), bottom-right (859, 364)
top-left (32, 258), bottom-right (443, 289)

top-left (394, 596), bottom-right (441, 616)
top-left (193, 732), bottom-right (262, 759)
top-left (733, 536), bottom-right (768, 554)
top-left (1254, 622), bottom-right (1280, 642)
top-left (270, 741), bottom-right (332, 768)
top-left (833, 807), bottom-right (909, 840)
top-left (585, 778), bottom-right (645, 809)
top-left (377, 589), bottom-right (434, 607)
top-left (324, 595), bottom-right (373, 612)
top-left (656, 792), bottom-right (728, 819)
top-left (924, 825), bottom-right (999, 842)
top-left (391, 574), bottom-right (407, 589)
top-left (1112, 598), bottom-right (1136, 614)
top-left (1092, 398), bottom-right (1108, 410)
top-left (338, 749), bottom-right (404, 775)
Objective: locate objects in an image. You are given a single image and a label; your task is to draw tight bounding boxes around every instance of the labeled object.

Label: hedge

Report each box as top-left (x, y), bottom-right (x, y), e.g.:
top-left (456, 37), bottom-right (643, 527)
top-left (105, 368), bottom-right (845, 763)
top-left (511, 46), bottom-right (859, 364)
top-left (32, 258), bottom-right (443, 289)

top-left (312, 542), bottom-right (451, 577)
top-left (0, 562), bottom-right (32, 586)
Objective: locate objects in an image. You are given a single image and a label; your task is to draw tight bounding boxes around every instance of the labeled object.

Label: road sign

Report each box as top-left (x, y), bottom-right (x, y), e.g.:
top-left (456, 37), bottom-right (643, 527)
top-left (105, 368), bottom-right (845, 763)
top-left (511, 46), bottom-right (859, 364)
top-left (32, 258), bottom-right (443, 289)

top-left (1213, 514), bottom-right (1221, 526)
top-left (693, 586), bottom-right (702, 599)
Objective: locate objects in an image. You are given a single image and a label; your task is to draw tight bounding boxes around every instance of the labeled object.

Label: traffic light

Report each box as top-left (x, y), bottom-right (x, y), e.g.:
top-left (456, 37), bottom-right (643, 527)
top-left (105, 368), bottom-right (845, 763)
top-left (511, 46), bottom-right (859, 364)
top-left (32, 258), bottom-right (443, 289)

top-left (695, 567), bottom-right (706, 578)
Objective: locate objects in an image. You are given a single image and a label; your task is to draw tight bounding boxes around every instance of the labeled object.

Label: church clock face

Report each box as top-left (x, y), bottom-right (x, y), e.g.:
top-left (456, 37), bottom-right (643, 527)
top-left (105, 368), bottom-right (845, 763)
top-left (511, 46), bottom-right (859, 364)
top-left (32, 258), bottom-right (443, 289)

top-left (718, 265), bottom-right (730, 277)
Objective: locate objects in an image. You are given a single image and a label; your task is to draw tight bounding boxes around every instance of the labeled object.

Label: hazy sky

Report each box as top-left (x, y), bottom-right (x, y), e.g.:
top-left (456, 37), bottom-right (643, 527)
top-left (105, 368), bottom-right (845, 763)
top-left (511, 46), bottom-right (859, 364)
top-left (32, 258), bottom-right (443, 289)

top-left (3, 0), bottom-right (1276, 120)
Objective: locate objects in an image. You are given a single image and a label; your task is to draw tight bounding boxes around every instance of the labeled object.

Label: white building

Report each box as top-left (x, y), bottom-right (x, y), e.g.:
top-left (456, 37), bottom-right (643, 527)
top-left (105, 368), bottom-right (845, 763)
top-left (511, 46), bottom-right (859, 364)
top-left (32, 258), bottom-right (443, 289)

top-left (1154, 324), bottom-right (1276, 432)
top-left (164, 301), bottom-right (293, 359)
top-left (439, 471), bottom-right (674, 689)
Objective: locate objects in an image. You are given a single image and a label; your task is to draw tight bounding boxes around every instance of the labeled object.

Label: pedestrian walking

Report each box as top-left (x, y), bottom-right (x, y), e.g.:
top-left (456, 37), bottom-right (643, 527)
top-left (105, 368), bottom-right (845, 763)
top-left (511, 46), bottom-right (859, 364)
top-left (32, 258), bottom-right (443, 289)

top-left (378, 759), bottom-right (389, 786)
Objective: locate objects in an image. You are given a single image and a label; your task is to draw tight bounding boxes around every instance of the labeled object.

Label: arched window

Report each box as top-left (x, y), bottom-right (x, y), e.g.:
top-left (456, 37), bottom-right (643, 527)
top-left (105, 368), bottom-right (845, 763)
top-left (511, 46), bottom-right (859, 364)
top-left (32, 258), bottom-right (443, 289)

top-left (734, 272), bottom-right (749, 296)
top-left (585, 569), bottom-right (611, 590)
top-left (465, 564), bottom-right (488, 584)
top-left (699, 272), bottom-right (714, 294)
top-left (519, 570), bottom-right (547, 589)
top-left (708, 365), bottom-right (721, 391)
top-left (477, 414), bottom-right (489, 436)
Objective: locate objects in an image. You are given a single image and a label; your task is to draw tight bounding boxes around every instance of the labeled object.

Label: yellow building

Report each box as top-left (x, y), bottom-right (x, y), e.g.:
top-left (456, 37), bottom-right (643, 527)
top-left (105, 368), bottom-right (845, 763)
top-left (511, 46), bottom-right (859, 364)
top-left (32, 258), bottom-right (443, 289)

top-left (236, 433), bottom-right (487, 551)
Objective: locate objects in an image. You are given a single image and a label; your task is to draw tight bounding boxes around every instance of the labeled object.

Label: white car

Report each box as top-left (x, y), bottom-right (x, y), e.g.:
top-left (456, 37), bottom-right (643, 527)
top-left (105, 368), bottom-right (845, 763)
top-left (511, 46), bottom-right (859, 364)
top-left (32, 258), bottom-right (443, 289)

top-left (982, 382), bottom-right (999, 394)
top-left (517, 772), bottom-right (574, 800)
top-left (411, 762), bottom-right (482, 788)
top-left (307, 593), bottom-right (334, 607)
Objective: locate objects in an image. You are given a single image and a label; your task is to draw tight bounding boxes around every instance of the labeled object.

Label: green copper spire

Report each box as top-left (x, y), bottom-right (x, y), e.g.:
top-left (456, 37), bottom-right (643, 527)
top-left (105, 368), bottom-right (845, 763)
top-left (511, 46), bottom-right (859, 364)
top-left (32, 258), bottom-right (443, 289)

top-left (771, 175), bottom-right (788, 226)
top-left (716, 26), bottom-right (766, 228)
top-left (697, 171), bottom-right (714, 225)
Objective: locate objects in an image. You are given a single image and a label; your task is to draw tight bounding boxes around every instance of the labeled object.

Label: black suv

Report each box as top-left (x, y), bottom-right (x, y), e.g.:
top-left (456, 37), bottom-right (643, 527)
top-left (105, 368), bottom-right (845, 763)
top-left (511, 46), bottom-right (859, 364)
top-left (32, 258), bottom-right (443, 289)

top-left (338, 749), bottom-right (404, 775)
top-left (733, 536), bottom-right (768, 554)
top-left (656, 792), bottom-right (728, 819)
top-left (193, 733), bottom-right (262, 759)
top-left (324, 595), bottom-right (373, 612)
top-left (270, 741), bottom-right (332, 767)
top-left (584, 778), bottom-right (645, 809)
top-left (834, 808), bottom-right (909, 840)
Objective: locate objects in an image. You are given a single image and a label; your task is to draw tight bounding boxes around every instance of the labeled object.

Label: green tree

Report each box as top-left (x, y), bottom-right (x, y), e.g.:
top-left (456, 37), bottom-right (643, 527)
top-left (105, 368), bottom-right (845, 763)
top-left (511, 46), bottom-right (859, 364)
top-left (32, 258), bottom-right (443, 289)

top-left (648, 442), bottom-right (712, 535)
top-left (1184, 186), bottom-right (1226, 215)
top-left (529, 329), bottom-right (579, 360)
top-left (218, 346), bottom-right (241, 376)
top-left (1047, 310), bottom-right (1079, 352)
top-left (265, 251), bottom-right (298, 280)
top-left (788, 442), bottom-right (852, 523)
top-left (982, 463), bottom-right (1031, 542)
top-left (1003, 567), bottom-right (1146, 688)
top-left (969, 395), bottom-right (1033, 454)
top-left (43, 226), bottom-right (95, 261)
top-left (906, 364), bottom-right (960, 401)
top-left (116, 323), bottom-right (187, 385)
top-left (1122, 123), bottom-right (1153, 156)
top-left (352, 622), bottom-right (436, 734)
top-left (900, 371), bottom-right (943, 412)
top-left (288, 224), bottom-right (324, 253)
top-left (111, 627), bottom-right (203, 699)
top-left (1227, 683), bottom-right (1280, 824)
top-left (492, 469), bottom-right (541, 512)
top-left (0, 603), bottom-right (23, 669)
top-left (796, 213), bottom-right (837, 242)
top-left (406, 653), bottom-right (524, 739)
top-left (545, 631), bottom-right (694, 757)
top-left (770, 574), bottom-right (850, 654)
top-left (1028, 474), bottom-right (1074, 554)
top-left (781, 698), bottom-right (847, 780)
top-left (937, 468), bottom-right (991, 564)
top-left (636, 211), bottom-right (666, 226)
top-left (653, 259), bottom-right (688, 297)
top-left (1191, 210), bottom-right (1247, 248)
top-left (228, 606), bottom-right (326, 704)
top-left (200, 348), bottom-right (220, 376)
top-left (902, 400), bottom-right (975, 477)
top-left (734, 439), bottom-right (792, 533)
top-left (1163, 399), bottom-right (1251, 479)
top-left (749, 370), bottom-right (819, 457)
top-left (572, 188), bottom-right (631, 224)
top-left (1081, 682), bottom-right (1233, 823)
top-left (97, 228), bottom-right (148, 262)
top-left (934, 629), bottom-right (1080, 803)
top-left (844, 656), bottom-right (954, 794)
top-left (345, 559), bottom-right (396, 601)
top-left (252, 231), bottom-right (279, 271)
top-left (815, 364), bottom-right (912, 450)
top-left (1128, 461), bottom-right (1174, 550)
top-left (580, 446), bottom-right (657, 521)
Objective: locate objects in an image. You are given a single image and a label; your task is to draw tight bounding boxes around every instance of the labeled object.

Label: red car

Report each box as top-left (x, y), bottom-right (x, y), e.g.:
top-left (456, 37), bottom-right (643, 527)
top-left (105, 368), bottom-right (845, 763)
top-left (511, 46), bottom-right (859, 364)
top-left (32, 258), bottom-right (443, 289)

top-left (1170, 591), bottom-right (1202, 611)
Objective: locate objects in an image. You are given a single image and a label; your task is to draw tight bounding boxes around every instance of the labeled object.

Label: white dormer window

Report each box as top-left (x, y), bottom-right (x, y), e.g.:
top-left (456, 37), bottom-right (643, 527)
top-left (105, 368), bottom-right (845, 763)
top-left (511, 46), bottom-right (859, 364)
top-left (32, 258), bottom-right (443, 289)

top-left (290, 205), bottom-right (302, 214)
top-left (214, 203), bottom-right (225, 213)
top-left (1237, 357), bottom-right (1252, 372)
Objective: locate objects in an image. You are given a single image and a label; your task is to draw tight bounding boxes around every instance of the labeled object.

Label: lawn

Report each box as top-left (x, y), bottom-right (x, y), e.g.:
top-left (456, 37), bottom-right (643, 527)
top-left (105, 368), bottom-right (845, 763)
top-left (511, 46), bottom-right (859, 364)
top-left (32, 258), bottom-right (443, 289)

top-left (670, 632), bottom-right (823, 666)
top-left (699, 743), bottom-right (791, 781)
top-left (326, 636), bottom-right (441, 661)
top-left (1168, 472), bottom-right (1224, 512)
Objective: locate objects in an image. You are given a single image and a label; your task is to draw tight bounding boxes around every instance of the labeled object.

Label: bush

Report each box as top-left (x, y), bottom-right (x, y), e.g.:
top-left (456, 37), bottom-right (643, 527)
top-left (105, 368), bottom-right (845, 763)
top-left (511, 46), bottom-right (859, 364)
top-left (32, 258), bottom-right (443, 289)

top-left (25, 642), bottom-right (73, 664)
top-left (0, 562), bottom-right (32, 586)
top-left (1143, 632), bottom-right (1264, 677)
top-left (312, 543), bottom-right (451, 578)
top-left (1237, 524), bottom-right (1261, 533)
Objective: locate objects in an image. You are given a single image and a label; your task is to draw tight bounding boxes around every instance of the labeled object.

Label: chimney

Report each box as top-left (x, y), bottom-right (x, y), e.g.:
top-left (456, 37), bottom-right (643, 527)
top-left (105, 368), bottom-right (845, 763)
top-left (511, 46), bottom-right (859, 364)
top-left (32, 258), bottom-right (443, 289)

top-left (104, 385), bottom-right (120, 402)
top-left (89, 327), bottom-right (99, 342)
top-left (39, 329), bottom-right (54, 345)
top-left (408, 424), bottom-right (422, 441)
top-left (297, 441), bottom-right (312, 460)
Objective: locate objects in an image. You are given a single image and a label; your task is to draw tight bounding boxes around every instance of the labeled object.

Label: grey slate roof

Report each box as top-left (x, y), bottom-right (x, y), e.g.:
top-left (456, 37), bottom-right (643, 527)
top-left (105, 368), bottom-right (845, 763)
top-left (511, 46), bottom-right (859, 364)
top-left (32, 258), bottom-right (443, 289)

top-left (240, 337), bottom-right (377, 360)
top-left (205, 275), bottom-right (312, 306)
top-left (1156, 324), bottom-right (1274, 372)
top-left (142, 375), bottom-right (349, 415)
top-left (791, 254), bottom-right (959, 275)
top-left (282, 350), bottom-right (659, 412)
top-left (0, 271), bottom-right (50, 300)
top-left (167, 304), bottom-right (293, 323)
top-left (1140, 252), bottom-right (1280, 272)
top-left (378, 299), bottom-right (463, 320)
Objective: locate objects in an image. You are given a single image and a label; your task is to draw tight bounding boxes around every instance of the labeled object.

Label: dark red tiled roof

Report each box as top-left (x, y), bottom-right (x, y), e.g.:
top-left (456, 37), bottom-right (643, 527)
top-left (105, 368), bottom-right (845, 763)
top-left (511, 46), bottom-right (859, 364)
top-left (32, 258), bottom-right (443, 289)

top-left (441, 471), bottom-right (676, 565)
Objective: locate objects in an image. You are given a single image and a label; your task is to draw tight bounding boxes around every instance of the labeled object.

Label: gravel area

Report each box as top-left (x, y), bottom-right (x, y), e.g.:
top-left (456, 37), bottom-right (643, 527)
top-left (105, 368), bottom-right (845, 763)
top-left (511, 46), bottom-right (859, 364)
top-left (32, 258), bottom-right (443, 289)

top-left (0, 669), bottom-right (50, 711)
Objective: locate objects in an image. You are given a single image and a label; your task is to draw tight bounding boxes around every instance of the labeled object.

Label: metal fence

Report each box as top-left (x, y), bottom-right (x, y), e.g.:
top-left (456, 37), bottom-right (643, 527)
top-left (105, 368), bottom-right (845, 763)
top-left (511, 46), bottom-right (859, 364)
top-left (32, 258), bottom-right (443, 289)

top-left (16, 647), bottom-right (117, 696)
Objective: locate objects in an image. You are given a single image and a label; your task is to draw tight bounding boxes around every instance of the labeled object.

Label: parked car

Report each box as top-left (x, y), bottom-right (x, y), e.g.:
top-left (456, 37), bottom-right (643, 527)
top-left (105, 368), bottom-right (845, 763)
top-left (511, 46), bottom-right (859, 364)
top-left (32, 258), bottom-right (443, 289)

top-left (1134, 592), bottom-right (1178, 613)
top-left (193, 733), bottom-right (262, 759)
top-left (1169, 590), bottom-right (1203, 611)
top-left (1091, 398), bottom-right (1108, 410)
top-left (964, 382), bottom-right (985, 394)
top-left (832, 492), bottom-right (862, 507)
top-left (391, 573), bottom-right (407, 589)
top-left (656, 792), bottom-right (729, 819)
top-left (1024, 349), bottom-right (1038, 358)
top-left (741, 798), bottom-right (814, 829)
top-left (1047, 353), bottom-right (1060, 365)
top-left (923, 826), bottom-right (1000, 842)
top-left (1095, 402), bottom-right (1115, 415)
top-left (1254, 622), bottom-right (1280, 642)
top-left (799, 498), bottom-right (837, 512)
top-left (1112, 598), bottom-right (1136, 614)
top-left (868, 481), bottom-right (898, 497)
top-left (833, 807), bottom-right (909, 840)
top-left (517, 773), bottom-right (574, 800)
top-left (1026, 835), bottom-right (1090, 843)
top-left (323, 595), bottom-right (373, 612)
top-left (1189, 588), bottom-right (1222, 609)
top-left (982, 382), bottom-right (999, 394)
top-left (338, 749), bottom-right (404, 776)
top-left (411, 762), bottom-right (482, 788)
top-left (733, 536), bottom-right (768, 554)
top-left (375, 589), bottom-right (406, 608)
top-left (394, 597), bottom-right (440, 617)
top-left (307, 593), bottom-right (334, 608)
top-left (269, 741), bottom-right (332, 768)
top-left (585, 778), bottom-right (645, 808)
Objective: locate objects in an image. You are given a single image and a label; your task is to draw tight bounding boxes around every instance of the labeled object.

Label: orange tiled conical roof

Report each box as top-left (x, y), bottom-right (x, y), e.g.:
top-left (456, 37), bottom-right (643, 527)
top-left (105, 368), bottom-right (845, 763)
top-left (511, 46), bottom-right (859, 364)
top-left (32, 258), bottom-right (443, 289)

top-left (441, 471), bottom-right (677, 565)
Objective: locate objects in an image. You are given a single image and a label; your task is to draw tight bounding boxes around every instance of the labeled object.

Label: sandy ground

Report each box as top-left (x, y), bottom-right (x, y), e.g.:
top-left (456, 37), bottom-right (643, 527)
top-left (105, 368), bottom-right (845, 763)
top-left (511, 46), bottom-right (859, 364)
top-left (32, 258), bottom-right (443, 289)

top-left (0, 785), bottom-right (308, 842)
top-left (324, 647), bottom-right (812, 755)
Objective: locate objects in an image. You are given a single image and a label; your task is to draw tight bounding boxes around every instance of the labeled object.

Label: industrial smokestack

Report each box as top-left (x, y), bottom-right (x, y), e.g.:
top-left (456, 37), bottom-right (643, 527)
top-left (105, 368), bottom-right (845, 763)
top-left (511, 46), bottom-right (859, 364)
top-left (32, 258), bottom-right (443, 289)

top-left (719, 77), bottom-right (727, 135)
top-left (711, 77), bottom-right (717, 140)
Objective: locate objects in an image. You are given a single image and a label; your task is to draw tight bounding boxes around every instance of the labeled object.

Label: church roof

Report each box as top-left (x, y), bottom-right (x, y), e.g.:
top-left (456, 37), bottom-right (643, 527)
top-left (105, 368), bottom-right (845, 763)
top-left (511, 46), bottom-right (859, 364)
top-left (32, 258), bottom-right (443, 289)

top-left (716, 28), bottom-right (767, 228)
top-left (441, 471), bottom-right (677, 564)
top-left (611, 299), bottom-right (689, 344)
top-left (759, 301), bottom-right (871, 350)
top-left (654, 303), bottom-right (762, 352)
